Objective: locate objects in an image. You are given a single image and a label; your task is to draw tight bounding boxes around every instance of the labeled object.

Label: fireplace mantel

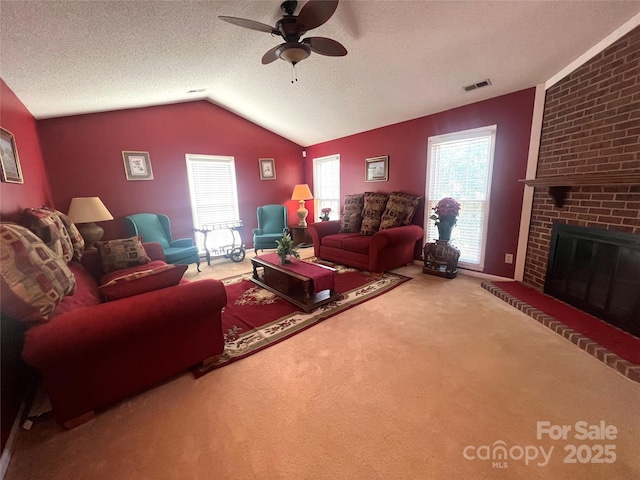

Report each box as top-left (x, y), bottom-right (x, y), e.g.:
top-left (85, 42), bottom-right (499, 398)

top-left (520, 172), bottom-right (640, 207)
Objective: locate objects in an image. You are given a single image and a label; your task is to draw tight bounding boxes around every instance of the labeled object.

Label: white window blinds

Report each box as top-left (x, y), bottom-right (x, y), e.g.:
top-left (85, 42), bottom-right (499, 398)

top-left (426, 126), bottom-right (496, 270)
top-left (185, 154), bottom-right (240, 253)
top-left (313, 154), bottom-right (340, 220)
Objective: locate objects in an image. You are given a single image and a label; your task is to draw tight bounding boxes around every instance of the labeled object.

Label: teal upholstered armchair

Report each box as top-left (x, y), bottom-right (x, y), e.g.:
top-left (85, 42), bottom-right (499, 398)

top-left (252, 205), bottom-right (289, 255)
top-left (124, 213), bottom-right (201, 271)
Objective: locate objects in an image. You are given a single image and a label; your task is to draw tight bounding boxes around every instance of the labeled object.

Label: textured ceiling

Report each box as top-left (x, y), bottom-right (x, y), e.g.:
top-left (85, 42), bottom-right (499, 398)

top-left (1, 1), bottom-right (639, 147)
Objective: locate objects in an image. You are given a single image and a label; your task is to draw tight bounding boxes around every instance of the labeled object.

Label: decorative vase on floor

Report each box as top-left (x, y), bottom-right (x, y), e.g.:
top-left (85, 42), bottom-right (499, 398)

top-left (423, 240), bottom-right (460, 278)
top-left (424, 197), bottom-right (461, 278)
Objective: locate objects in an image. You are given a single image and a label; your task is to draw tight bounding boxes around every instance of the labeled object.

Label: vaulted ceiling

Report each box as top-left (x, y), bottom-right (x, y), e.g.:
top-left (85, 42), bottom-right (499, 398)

top-left (1, 1), bottom-right (639, 146)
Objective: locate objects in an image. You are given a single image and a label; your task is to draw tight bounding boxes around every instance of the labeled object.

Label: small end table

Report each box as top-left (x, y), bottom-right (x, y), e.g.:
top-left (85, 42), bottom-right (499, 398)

top-left (289, 225), bottom-right (313, 247)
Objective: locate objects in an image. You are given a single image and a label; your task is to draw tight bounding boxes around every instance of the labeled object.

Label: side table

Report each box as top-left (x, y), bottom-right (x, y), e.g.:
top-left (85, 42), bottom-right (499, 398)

top-left (289, 226), bottom-right (313, 247)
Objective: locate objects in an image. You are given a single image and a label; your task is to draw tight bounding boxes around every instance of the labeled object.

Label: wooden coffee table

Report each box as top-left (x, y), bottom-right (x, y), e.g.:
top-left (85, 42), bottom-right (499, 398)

top-left (250, 255), bottom-right (341, 312)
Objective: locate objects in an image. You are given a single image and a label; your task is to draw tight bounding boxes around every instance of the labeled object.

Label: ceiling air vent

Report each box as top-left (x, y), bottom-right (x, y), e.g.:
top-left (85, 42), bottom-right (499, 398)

top-left (464, 79), bottom-right (492, 92)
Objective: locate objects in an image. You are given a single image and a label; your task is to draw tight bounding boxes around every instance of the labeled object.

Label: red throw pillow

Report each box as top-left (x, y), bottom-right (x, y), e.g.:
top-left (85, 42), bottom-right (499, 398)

top-left (98, 263), bottom-right (188, 301)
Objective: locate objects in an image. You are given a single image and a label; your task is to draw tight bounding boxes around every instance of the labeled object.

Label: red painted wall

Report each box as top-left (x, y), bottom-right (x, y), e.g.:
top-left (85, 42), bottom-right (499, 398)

top-left (37, 101), bottom-right (304, 244)
top-left (305, 88), bottom-right (536, 278)
top-left (0, 78), bottom-right (51, 453)
top-left (8, 81), bottom-right (534, 278)
top-left (0, 79), bottom-right (53, 220)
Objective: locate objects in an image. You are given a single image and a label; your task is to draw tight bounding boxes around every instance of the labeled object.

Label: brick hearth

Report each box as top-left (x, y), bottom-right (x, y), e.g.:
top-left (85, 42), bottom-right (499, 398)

top-left (481, 281), bottom-right (640, 383)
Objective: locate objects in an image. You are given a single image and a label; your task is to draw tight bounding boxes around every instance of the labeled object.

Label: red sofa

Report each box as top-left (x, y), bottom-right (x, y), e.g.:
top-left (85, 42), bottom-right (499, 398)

top-left (21, 243), bottom-right (227, 428)
top-left (308, 220), bottom-right (424, 273)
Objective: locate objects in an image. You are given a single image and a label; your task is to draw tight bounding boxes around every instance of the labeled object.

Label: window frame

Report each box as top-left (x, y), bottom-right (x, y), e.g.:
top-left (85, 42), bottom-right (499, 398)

top-left (424, 125), bottom-right (497, 271)
top-left (312, 154), bottom-right (341, 221)
top-left (185, 154), bottom-right (240, 254)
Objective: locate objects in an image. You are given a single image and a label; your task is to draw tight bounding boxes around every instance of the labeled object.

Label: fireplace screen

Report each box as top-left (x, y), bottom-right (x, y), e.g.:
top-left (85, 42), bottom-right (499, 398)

top-left (545, 223), bottom-right (640, 337)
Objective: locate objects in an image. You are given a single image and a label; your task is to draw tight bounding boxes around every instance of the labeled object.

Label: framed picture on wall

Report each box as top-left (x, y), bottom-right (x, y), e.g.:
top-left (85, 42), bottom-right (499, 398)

top-left (0, 127), bottom-right (23, 184)
top-left (365, 156), bottom-right (388, 182)
top-left (259, 158), bottom-right (276, 180)
top-left (122, 151), bottom-right (154, 180)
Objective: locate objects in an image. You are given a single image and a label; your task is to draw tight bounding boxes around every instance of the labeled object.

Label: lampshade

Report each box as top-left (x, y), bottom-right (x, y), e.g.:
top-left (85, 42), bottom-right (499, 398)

top-left (291, 184), bottom-right (313, 227)
top-left (291, 184), bottom-right (313, 201)
top-left (67, 197), bottom-right (114, 247)
top-left (68, 197), bottom-right (114, 223)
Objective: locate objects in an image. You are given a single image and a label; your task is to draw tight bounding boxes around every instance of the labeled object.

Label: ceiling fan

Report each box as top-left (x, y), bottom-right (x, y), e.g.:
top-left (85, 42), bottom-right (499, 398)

top-left (219, 0), bottom-right (347, 66)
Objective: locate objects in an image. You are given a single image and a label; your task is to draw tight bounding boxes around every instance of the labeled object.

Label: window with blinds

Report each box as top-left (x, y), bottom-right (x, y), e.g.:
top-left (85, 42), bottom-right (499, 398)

top-left (185, 154), bottom-right (240, 254)
top-left (425, 126), bottom-right (496, 270)
top-left (313, 154), bottom-right (340, 220)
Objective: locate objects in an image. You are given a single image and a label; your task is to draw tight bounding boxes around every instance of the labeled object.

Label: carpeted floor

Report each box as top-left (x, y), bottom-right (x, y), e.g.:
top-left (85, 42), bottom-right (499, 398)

top-left (488, 281), bottom-right (640, 362)
top-left (196, 262), bottom-right (410, 374)
top-left (482, 281), bottom-right (640, 383)
top-left (5, 254), bottom-right (640, 479)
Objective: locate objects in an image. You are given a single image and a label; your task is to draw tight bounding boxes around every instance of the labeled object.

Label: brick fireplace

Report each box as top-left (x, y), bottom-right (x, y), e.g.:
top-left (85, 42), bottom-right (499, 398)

top-left (524, 26), bottom-right (640, 292)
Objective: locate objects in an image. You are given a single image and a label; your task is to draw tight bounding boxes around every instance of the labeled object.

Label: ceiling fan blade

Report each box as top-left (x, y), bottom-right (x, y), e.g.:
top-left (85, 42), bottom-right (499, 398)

top-left (219, 16), bottom-right (279, 35)
top-left (262, 44), bottom-right (282, 64)
top-left (302, 37), bottom-right (347, 56)
top-left (296, 1), bottom-right (339, 31)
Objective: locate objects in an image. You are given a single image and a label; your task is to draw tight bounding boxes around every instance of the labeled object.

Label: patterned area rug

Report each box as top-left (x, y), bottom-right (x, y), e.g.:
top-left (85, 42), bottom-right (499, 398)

top-left (194, 263), bottom-right (411, 377)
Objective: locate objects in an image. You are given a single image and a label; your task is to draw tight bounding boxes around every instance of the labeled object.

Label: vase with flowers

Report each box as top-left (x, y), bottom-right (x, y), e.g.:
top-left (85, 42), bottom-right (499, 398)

top-left (429, 197), bottom-right (461, 241)
top-left (423, 197), bottom-right (461, 279)
top-left (319, 207), bottom-right (332, 221)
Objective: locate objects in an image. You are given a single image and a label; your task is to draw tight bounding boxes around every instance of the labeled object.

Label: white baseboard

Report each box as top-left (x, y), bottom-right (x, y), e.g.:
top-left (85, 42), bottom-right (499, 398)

top-left (412, 259), bottom-right (514, 283)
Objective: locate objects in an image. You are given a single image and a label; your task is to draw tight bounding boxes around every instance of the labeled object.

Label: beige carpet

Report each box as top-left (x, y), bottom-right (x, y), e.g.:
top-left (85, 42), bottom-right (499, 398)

top-left (5, 250), bottom-right (640, 479)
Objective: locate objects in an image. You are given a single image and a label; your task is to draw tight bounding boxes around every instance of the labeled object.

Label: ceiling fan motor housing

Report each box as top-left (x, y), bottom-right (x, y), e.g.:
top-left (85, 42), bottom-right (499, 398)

top-left (276, 16), bottom-right (306, 42)
top-left (280, 1), bottom-right (298, 15)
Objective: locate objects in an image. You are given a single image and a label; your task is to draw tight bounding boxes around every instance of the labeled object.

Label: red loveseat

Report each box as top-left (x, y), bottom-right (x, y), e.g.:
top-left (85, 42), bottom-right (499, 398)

top-left (21, 243), bottom-right (227, 428)
top-left (308, 220), bottom-right (424, 274)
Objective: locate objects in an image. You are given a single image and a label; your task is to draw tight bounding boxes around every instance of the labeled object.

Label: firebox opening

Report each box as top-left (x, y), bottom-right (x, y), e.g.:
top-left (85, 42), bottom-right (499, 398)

top-left (545, 223), bottom-right (640, 337)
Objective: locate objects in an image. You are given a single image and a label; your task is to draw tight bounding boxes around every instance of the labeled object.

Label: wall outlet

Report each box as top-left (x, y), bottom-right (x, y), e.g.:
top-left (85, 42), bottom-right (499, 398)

top-left (505, 253), bottom-right (514, 264)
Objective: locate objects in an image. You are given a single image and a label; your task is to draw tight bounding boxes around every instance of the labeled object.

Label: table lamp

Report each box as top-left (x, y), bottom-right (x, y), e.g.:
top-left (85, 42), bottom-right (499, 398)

top-left (291, 184), bottom-right (313, 227)
top-left (67, 197), bottom-right (114, 246)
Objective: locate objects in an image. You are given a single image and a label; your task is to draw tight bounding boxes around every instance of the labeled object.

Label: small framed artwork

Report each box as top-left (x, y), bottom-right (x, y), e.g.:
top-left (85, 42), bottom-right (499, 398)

top-left (259, 158), bottom-right (276, 180)
top-left (122, 151), bottom-right (154, 180)
top-left (0, 127), bottom-right (23, 184)
top-left (365, 156), bottom-right (389, 182)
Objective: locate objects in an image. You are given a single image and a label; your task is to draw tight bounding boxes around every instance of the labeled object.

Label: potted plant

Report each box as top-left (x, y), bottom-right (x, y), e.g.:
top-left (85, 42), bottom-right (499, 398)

top-left (429, 197), bottom-right (461, 241)
top-left (275, 232), bottom-right (300, 265)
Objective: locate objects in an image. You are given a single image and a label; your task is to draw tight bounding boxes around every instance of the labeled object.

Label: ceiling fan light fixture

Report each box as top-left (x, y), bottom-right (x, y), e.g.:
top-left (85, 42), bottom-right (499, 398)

top-left (277, 42), bottom-right (311, 65)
